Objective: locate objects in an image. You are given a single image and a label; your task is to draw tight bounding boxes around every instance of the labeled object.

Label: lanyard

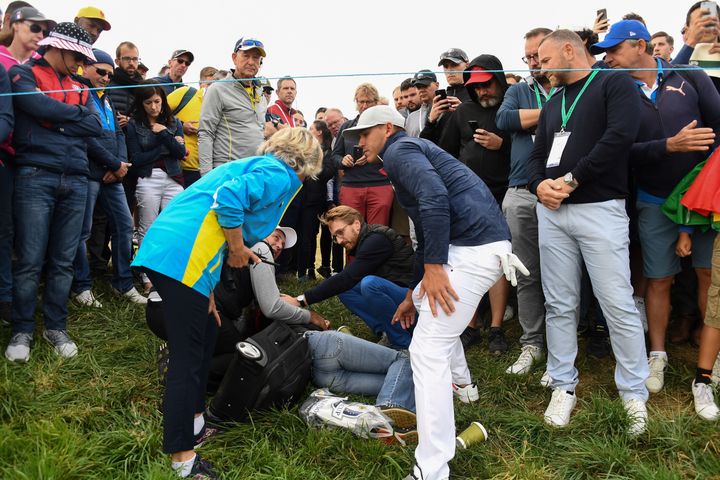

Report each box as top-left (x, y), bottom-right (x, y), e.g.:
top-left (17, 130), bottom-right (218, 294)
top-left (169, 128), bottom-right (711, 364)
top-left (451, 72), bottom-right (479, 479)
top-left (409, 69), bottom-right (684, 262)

top-left (533, 84), bottom-right (555, 109)
top-left (561, 69), bottom-right (598, 131)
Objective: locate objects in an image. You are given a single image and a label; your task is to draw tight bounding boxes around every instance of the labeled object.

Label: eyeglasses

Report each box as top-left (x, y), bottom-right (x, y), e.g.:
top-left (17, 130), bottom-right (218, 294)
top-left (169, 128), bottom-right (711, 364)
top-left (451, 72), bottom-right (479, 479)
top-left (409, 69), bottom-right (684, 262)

top-left (120, 56), bottom-right (140, 63)
top-left (355, 99), bottom-right (376, 106)
top-left (174, 58), bottom-right (191, 66)
top-left (235, 38), bottom-right (265, 52)
top-left (521, 54), bottom-right (540, 64)
top-left (27, 22), bottom-right (49, 37)
top-left (331, 224), bottom-right (352, 243)
top-left (93, 67), bottom-right (113, 78)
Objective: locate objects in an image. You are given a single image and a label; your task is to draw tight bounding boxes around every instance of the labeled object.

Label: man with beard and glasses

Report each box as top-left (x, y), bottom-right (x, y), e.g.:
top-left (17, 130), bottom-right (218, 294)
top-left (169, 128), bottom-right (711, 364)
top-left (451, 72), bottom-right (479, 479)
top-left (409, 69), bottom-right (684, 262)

top-left (439, 54), bottom-right (512, 354)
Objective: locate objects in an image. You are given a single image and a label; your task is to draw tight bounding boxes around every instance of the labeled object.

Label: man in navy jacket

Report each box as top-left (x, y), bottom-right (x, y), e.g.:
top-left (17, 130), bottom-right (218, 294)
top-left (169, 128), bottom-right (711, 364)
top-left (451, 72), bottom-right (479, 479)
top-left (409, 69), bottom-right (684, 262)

top-left (343, 105), bottom-right (525, 480)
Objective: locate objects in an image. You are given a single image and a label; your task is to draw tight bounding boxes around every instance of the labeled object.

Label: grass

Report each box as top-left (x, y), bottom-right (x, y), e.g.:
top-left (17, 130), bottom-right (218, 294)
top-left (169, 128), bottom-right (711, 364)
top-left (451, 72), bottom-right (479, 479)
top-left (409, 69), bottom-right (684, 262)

top-left (1, 276), bottom-right (719, 480)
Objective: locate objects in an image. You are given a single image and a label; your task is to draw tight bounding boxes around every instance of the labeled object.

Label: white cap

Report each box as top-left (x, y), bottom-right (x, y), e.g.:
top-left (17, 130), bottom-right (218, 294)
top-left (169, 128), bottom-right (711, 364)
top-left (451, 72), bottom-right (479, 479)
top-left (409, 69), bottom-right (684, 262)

top-left (276, 226), bottom-right (297, 249)
top-left (342, 105), bottom-right (406, 142)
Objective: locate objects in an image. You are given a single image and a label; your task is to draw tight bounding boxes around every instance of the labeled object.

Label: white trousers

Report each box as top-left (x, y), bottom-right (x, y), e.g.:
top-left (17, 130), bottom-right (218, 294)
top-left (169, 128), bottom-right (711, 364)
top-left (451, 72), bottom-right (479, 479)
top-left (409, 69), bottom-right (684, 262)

top-left (410, 241), bottom-right (510, 480)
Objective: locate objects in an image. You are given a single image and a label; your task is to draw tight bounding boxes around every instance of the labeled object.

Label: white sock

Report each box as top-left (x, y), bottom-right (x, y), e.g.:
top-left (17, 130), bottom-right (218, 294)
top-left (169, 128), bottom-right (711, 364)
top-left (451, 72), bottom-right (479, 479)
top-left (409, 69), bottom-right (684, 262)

top-left (193, 414), bottom-right (205, 436)
top-left (649, 351), bottom-right (667, 359)
top-left (172, 454), bottom-right (196, 478)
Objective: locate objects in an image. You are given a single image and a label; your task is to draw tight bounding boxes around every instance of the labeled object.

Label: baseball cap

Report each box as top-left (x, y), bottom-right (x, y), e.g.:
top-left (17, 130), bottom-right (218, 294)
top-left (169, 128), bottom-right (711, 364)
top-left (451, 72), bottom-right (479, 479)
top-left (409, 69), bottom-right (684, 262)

top-left (342, 105), bottom-right (406, 142)
top-left (234, 37), bottom-right (266, 57)
top-left (411, 69), bottom-right (437, 86)
top-left (438, 48), bottom-right (469, 66)
top-left (591, 20), bottom-right (651, 54)
top-left (259, 77), bottom-right (274, 91)
top-left (75, 6), bottom-right (111, 31)
top-left (465, 66), bottom-right (494, 85)
top-left (276, 226), bottom-right (297, 249)
top-left (38, 22), bottom-right (96, 62)
top-left (87, 48), bottom-right (113, 66)
top-left (10, 6), bottom-right (56, 30)
top-left (171, 49), bottom-right (194, 63)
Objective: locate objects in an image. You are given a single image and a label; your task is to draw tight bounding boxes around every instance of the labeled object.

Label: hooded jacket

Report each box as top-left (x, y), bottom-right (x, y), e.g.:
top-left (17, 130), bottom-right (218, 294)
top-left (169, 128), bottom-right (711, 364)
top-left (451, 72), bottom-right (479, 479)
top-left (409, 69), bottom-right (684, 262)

top-left (438, 55), bottom-right (511, 201)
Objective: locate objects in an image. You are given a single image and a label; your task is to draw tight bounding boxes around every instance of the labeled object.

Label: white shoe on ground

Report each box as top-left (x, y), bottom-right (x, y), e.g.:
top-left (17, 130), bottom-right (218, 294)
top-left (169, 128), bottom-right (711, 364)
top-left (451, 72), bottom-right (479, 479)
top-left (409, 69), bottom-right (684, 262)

top-left (623, 398), bottom-right (647, 436)
top-left (452, 382), bottom-right (479, 403)
top-left (544, 388), bottom-right (576, 427)
top-left (506, 344), bottom-right (544, 375)
top-left (72, 290), bottom-right (102, 308)
top-left (114, 286), bottom-right (148, 305)
top-left (692, 380), bottom-right (720, 421)
top-left (645, 354), bottom-right (668, 394)
top-left (5, 332), bottom-right (32, 362)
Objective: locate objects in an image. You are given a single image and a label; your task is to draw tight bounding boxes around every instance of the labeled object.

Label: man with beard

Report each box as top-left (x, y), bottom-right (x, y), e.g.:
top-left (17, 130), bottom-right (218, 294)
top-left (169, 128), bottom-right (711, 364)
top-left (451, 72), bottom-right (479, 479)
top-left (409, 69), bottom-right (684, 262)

top-left (439, 54), bottom-right (512, 354)
top-left (398, 78), bottom-right (419, 119)
top-left (496, 27), bottom-right (554, 378)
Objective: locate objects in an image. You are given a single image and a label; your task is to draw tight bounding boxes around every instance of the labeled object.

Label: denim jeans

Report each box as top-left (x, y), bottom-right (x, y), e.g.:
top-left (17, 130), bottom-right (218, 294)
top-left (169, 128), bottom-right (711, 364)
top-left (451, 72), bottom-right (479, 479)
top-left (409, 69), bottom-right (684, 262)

top-left (12, 167), bottom-right (87, 333)
top-left (338, 275), bottom-right (412, 348)
top-left (537, 200), bottom-right (648, 401)
top-left (306, 330), bottom-right (415, 412)
top-left (73, 179), bottom-right (135, 294)
top-left (0, 162), bottom-right (12, 302)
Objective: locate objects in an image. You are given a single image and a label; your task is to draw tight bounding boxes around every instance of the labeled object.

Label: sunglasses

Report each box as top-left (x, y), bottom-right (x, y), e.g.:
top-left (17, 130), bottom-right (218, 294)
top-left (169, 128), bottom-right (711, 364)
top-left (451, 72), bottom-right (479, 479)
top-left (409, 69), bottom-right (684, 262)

top-left (174, 58), bottom-right (191, 66)
top-left (471, 80), bottom-right (495, 89)
top-left (93, 67), bottom-right (113, 79)
top-left (27, 22), bottom-right (49, 37)
top-left (235, 38), bottom-right (264, 51)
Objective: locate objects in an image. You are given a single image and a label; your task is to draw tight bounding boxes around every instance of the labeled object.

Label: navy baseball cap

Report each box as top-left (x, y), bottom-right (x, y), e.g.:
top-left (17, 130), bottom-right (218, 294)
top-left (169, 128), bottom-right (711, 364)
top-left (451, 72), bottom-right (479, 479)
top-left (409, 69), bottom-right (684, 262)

top-left (412, 69), bottom-right (437, 86)
top-left (591, 20), bottom-right (651, 54)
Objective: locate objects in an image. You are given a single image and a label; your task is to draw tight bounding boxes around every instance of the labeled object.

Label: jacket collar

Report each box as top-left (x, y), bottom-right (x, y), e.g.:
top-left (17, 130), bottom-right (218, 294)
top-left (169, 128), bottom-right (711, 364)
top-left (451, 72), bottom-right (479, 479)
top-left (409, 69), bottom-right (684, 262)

top-left (380, 131), bottom-right (407, 158)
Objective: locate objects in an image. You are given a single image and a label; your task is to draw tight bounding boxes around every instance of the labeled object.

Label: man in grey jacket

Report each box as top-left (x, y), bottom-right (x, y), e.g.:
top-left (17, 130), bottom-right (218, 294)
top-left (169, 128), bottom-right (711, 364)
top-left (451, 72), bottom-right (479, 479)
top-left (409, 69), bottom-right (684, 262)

top-left (198, 37), bottom-right (268, 175)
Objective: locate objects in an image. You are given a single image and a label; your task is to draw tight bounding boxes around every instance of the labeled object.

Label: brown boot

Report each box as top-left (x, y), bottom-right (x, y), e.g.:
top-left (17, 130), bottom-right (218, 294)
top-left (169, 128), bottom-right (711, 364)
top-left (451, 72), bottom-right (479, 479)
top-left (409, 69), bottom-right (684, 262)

top-left (669, 315), bottom-right (694, 345)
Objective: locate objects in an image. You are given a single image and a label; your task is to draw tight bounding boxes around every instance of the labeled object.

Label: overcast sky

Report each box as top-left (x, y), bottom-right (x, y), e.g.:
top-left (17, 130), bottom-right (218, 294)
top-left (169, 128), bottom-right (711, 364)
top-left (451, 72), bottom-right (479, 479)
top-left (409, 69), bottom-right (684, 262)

top-left (32, 0), bottom-right (690, 119)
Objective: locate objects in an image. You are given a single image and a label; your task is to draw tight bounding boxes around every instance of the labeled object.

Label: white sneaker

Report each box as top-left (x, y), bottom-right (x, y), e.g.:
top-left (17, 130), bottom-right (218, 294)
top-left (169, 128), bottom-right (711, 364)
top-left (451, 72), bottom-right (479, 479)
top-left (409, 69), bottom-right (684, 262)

top-left (633, 296), bottom-right (647, 333)
top-left (692, 380), bottom-right (720, 421)
top-left (540, 370), bottom-right (552, 388)
top-left (114, 287), bottom-right (148, 305)
top-left (5, 332), bottom-right (32, 362)
top-left (452, 383), bottom-right (479, 403)
top-left (506, 345), bottom-right (544, 375)
top-left (712, 353), bottom-right (720, 385)
top-left (72, 290), bottom-right (102, 308)
top-left (43, 329), bottom-right (78, 358)
top-left (503, 305), bottom-right (515, 322)
top-left (623, 398), bottom-right (647, 435)
top-left (544, 388), bottom-right (576, 427)
top-left (645, 354), bottom-right (667, 393)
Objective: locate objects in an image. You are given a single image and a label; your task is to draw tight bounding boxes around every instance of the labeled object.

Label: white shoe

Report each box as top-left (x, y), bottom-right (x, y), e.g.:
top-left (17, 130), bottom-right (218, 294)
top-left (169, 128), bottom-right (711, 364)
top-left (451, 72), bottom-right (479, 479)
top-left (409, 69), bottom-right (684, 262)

top-left (453, 383), bottom-right (479, 403)
top-left (43, 329), bottom-right (78, 358)
top-left (645, 354), bottom-right (667, 393)
top-left (712, 353), bottom-right (720, 385)
top-left (5, 332), bottom-right (32, 362)
top-left (633, 296), bottom-right (647, 333)
top-left (72, 290), bottom-right (102, 308)
top-left (623, 398), bottom-right (647, 435)
top-left (115, 287), bottom-right (148, 305)
top-left (692, 380), bottom-right (720, 421)
top-left (544, 388), bottom-right (576, 427)
top-left (540, 370), bottom-right (552, 388)
top-left (506, 345), bottom-right (544, 375)
top-left (503, 305), bottom-right (515, 322)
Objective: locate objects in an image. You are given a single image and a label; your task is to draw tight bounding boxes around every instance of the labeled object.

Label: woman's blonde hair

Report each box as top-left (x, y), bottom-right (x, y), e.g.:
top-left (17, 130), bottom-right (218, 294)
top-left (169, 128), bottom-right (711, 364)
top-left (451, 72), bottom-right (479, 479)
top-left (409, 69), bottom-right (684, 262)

top-left (257, 127), bottom-right (323, 179)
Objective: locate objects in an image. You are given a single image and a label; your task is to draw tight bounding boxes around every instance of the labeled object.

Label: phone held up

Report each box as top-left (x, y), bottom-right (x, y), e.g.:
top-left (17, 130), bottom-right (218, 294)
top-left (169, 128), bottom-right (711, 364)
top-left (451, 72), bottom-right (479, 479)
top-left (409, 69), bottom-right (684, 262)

top-left (352, 146), bottom-right (364, 161)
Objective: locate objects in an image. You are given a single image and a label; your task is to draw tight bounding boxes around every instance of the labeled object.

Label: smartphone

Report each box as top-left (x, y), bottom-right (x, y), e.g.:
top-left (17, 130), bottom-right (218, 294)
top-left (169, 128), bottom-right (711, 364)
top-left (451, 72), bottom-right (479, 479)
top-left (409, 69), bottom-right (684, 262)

top-left (352, 146), bottom-right (364, 161)
top-left (435, 88), bottom-right (447, 100)
top-left (702, 1), bottom-right (718, 18)
top-left (596, 8), bottom-right (607, 21)
top-left (468, 120), bottom-right (479, 132)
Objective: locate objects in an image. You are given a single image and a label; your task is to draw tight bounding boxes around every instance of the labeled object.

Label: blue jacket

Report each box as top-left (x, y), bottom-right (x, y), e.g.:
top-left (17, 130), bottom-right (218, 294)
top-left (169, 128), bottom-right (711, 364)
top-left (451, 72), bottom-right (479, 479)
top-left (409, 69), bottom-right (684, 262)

top-left (126, 117), bottom-right (185, 178)
top-left (132, 154), bottom-right (302, 296)
top-left (381, 132), bottom-right (511, 287)
top-left (10, 59), bottom-right (102, 175)
top-left (85, 88), bottom-right (127, 181)
top-left (496, 78), bottom-right (556, 186)
top-left (0, 63), bottom-right (14, 164)
top-left (631, 58), bottom-right (720, 198)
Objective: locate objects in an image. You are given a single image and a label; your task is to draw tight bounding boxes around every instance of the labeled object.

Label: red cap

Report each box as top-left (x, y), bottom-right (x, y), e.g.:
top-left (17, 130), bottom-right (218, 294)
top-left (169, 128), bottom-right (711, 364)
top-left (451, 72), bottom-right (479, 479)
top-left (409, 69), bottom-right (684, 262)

top-left (465, 67), bottom-right (493, 86)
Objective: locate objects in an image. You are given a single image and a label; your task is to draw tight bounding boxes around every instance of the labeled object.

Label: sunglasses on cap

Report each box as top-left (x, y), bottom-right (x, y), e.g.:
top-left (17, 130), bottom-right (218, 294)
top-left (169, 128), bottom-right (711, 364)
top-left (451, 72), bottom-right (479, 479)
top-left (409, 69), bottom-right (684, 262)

top-left (235, 38), bottom-right (264, 51)
top-left (27, 22), bottom-right (49, 37)
top-left (174, 57), bottom-right (191, 66)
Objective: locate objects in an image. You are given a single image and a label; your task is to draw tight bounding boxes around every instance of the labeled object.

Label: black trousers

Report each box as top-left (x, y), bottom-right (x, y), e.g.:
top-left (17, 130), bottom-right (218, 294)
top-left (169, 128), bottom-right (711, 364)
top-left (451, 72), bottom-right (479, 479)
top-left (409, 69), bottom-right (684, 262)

top-left (145, 269), bottom-right (218, 454)
top-left (297, 204), bottom-right (324, 277)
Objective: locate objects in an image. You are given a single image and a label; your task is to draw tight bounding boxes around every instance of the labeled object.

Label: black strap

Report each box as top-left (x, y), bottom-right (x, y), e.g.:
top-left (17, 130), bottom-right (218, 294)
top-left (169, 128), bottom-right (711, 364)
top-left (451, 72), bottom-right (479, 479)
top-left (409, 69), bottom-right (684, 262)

top-left (171, 87), bottom-right (197, 116)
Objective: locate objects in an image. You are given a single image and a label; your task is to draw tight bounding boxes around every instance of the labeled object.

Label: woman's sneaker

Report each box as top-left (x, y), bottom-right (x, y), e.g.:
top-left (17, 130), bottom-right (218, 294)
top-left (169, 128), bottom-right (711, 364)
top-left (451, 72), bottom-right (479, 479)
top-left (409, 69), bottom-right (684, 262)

top-left (114, 287), bottom-right (148, 305)
top-left (5, 332), bottom-right (32, 362)
top-left (42, 330), bottom-right (78, 358)
top-left (692, 380), bottom-right (720, 421)
top-left (452, 383), bottom-right (479, 403)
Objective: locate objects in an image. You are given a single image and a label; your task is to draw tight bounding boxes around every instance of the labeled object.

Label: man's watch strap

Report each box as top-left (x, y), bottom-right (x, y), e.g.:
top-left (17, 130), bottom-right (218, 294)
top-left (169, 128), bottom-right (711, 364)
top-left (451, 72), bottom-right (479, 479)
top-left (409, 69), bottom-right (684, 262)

top-left (297, 294), bottom-right (307, 308)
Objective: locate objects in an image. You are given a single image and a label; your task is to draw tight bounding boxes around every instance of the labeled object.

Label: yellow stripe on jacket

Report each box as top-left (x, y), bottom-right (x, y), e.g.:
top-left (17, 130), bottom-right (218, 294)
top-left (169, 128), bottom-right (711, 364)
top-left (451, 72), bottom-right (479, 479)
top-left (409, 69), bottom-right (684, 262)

top-left (181, 210), bottom-right (226, 287)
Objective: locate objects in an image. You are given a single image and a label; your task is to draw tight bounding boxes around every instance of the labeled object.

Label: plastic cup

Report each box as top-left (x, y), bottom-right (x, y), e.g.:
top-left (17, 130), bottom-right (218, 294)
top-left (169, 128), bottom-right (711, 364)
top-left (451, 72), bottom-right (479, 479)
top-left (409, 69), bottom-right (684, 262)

top-left (456, 421), bottom-right (488, 449)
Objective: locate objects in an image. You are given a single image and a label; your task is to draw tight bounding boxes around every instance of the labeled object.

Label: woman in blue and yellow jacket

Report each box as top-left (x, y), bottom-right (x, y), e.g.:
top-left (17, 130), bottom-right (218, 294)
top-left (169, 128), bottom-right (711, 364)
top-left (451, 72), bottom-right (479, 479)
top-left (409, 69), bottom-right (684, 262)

top-left (132, 127), bottom-right (322, 478)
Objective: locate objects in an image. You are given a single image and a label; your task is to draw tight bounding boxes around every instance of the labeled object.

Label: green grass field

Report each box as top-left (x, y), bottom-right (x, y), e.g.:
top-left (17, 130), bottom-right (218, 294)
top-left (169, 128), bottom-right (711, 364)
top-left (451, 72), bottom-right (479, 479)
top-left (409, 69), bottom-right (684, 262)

top-left (1, 277), bottom-right (719, 480)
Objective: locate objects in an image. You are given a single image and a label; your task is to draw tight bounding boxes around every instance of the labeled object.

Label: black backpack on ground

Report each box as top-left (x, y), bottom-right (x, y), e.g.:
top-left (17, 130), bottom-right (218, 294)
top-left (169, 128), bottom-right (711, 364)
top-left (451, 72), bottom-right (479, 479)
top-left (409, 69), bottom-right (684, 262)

top-left (206, 319), bottom-right (312, 424)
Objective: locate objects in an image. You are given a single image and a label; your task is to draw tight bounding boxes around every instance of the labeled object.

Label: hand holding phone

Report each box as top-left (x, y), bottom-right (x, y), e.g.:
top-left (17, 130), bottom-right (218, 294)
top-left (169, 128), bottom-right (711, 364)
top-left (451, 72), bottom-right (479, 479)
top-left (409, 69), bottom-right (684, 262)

top-left (702, 1), bottom-right (719, 18)
top-left (352, 146), bottom-right (364, 161)
top-left (468, 120), bottom-right (479, 132)
top-left (435, 89), bottom-right (447, 101)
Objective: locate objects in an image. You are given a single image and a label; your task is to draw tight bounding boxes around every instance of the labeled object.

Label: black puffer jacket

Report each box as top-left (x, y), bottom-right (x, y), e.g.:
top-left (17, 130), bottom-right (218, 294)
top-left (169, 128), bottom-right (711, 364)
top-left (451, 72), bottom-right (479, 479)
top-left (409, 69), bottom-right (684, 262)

top-left (107, 67), bottom-right (143, 118)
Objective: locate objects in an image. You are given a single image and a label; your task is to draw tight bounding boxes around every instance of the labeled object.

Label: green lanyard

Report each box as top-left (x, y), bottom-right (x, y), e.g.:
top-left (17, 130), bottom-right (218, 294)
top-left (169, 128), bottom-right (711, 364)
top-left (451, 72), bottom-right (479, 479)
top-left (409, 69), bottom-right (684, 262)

top-left (560, 70), bottom-right (598, 131)
top-left (533, 85), bottom-right (555, 110)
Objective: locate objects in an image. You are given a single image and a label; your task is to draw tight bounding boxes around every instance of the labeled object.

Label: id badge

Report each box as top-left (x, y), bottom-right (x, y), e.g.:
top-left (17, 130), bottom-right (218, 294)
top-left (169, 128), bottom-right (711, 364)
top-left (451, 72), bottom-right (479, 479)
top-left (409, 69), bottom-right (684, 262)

top-left (546, 131), bottom-right (571, 168)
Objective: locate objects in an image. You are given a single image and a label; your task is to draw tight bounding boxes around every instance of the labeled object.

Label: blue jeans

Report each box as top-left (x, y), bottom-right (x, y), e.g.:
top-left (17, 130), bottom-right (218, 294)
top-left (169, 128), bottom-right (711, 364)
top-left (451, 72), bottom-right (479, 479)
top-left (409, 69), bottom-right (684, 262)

top-left (306, 330), bottom-right (415, 411)
top-left (537, 200), bottom-right (648, 401)
top-left (12, 167), bottom-right (87, 333)
top-left (73, 180), bottom-right (134, 293)
top-left (338, 275), bottom-right (411, 348)
top-left (0, 162), bottom-right (12, 302)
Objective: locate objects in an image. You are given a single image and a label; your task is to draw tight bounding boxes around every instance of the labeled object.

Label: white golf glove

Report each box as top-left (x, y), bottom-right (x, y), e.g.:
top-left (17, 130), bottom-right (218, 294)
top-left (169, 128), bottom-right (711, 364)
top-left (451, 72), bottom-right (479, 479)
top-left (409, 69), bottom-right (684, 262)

top-left (499, 253), bottom-right (530, 287)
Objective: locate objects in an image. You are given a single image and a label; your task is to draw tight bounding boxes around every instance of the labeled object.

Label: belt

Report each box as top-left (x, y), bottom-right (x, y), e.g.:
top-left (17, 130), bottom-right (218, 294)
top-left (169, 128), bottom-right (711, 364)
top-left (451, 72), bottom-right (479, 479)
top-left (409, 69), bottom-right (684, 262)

top-left (510, 185), bottom-right (529, 190)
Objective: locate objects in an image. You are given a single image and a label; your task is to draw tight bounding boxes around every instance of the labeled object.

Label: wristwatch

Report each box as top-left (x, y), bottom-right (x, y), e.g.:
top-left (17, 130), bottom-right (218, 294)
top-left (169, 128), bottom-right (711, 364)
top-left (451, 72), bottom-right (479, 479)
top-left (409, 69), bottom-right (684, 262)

top-left (296, 294), bottom-right (307, 308)
top-left (563, 172), bottom-right (578, 189)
